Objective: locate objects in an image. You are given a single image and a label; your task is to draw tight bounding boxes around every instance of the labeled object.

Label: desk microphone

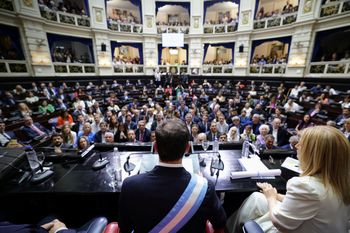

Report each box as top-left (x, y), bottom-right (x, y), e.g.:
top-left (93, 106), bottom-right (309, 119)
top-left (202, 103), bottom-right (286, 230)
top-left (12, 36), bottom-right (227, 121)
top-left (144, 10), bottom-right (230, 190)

top-left (27, 159), bottom-right (54, 184)
top-left (92, 151), bottom-right (109, 170)
top-left (123, 152), bottom-right (145, 173)
top-left (210, 152), bottom-right (224, 171)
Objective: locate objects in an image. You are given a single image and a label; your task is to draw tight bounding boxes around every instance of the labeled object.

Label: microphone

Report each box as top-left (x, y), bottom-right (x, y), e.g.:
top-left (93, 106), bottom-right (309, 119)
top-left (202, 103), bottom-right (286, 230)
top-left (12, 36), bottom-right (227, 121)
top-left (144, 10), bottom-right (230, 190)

top-left (210, 151), bottom-right (224, 171)
top-left (123, 152), bottom-right (145, 173)
top-left (92, 151), bottom-right (109, 170)
top-left (26, 158), bottom-right (54, 184)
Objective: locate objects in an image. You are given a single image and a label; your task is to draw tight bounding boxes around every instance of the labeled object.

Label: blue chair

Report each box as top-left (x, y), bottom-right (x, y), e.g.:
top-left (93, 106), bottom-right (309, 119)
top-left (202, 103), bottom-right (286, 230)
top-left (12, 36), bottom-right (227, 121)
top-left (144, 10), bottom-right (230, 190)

top-left (242, 220), bottom-right (264, 233)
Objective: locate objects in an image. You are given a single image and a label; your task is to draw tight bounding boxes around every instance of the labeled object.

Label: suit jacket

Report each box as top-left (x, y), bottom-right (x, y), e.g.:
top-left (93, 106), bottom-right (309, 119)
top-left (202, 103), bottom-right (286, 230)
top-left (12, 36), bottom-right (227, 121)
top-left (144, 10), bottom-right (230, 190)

top-left (206, 131), bottom-right (219, 141)
top-left (0, 221), bottom-right (75, 233)
top-left (135, 128), bottom-right (151, 142)
top-left (269, 126), bottom-right (289, 147)
top-left (94, 131), bottom-right (105, 143)
top-left (21, 123), bottom-right (48, 140)
top-left (71, 122), bottom-right (83, 134)
top-left (198, 121), bottom-right (210, 133)
top-left (119, 166), bottom-right (226, 233)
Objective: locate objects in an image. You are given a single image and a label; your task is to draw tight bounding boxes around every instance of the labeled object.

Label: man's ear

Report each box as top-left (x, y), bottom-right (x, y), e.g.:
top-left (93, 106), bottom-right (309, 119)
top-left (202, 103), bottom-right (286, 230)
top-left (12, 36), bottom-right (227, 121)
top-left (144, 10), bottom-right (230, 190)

top-left (185, 142), bottom-right (191, 154)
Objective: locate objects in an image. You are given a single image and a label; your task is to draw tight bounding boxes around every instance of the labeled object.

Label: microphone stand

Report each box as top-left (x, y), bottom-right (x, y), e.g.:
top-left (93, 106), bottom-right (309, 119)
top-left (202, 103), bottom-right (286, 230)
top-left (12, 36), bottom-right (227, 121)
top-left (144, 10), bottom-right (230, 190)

top-left (210, 152), bottom-right (224, 171)
top-left (27, 159), bottom-right (54, 184)
top-left (92, 151), bottom-right (109, 170)
top-left (123, 152), bottom-right (145, 174)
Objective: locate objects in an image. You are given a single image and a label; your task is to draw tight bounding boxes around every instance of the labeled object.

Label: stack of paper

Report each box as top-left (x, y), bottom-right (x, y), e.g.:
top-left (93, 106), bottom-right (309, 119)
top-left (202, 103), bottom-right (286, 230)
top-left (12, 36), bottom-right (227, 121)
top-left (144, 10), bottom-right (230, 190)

top-left (230, 157), bottom-right (281, 179)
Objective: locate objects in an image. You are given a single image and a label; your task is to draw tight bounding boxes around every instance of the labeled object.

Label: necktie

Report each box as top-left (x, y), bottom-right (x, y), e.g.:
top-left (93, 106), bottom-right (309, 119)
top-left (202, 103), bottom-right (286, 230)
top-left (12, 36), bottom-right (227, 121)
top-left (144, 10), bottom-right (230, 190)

top-left (139, 131), bottom-right (144, 142)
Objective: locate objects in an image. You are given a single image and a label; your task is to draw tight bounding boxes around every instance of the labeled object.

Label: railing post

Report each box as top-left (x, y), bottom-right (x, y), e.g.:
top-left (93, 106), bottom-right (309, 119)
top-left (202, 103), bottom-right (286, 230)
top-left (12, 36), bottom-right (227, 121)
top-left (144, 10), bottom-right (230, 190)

top-left (324, 64), bottom-right (328, 74)
top-left (5, 62), bottom-right (10, 73)
top-left (57, 12), bottom-right (60, 23)
top-left (272, 65), bottom-right (275, 74)
top-left (338, 1), bottom-right (343, 14)
top-left (75, 16), bottom-right (78, 26)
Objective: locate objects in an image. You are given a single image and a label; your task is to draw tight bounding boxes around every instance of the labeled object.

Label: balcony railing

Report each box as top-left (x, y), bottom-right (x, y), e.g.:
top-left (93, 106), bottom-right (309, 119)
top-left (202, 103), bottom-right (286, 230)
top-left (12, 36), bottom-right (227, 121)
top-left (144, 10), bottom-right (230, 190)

top-left (157, 26), bottom-right (190, 34)
top-left (108, 21), bottom-right (143, 33)
top-left (203, 22), bottom-right (238, 34)
top-left (253, 12), bottom-right (298, 29)
top-left (113, 64), bottom-right (144, 74)
top-left (158, 65), bottom-right (189, 74)
top-left (202, 65), bottom-right (234, 74)
top-left (53, 62), bottom-right (95, 74)
top-left (39, 6), bottom-right (90, 27)
top-left (320, 0), bottom-right (350, 17)
top-left (0, 0), bottom-right (14, 11)
top-left (249, 64), bottom-right (287, 74)
top-left (309, 61), bottom-right (350, 75)
top-left (0, 60), bottom-right (28, 74)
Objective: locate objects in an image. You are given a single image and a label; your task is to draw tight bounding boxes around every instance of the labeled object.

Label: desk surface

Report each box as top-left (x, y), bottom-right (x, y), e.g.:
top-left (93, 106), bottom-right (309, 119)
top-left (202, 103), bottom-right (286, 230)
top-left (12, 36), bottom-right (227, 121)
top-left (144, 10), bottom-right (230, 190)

top-left (0, 149), bottom-right (288, 194)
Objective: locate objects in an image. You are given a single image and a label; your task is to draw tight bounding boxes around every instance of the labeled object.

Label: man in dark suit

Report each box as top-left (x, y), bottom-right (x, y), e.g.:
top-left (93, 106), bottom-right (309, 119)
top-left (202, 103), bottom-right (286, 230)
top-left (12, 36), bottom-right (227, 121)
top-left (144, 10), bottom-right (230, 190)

top-left (21, 116), bottom-right (50, 141)
top-left (269, 118), bottom-right (289, 147)
top-left (71, 114), bottom-right (85, 134)
top-left (198, 114), bottom-right (211, 133)
top-left (135, 120), bottom-right (151, 142)
top-left (206, 121), bottom-right (220, 141)
top-left (119, 119), bottom-right (226, 232)
top-left (93, 122), bottom-right (108, 143)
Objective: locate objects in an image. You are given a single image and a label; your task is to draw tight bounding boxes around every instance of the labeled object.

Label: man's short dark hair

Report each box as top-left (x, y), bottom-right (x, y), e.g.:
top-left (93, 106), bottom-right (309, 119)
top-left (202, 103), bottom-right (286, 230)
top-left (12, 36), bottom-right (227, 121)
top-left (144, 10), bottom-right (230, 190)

top-left (51, 133), bottom-right (63, 140)
top-left (155, 119), bottom-right (190, 162)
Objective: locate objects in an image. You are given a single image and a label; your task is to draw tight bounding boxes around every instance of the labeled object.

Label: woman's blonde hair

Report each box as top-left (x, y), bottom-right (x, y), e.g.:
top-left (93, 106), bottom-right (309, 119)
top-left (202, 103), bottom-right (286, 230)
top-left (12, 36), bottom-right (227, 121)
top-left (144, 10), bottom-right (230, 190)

top-left (298, 126), bottom-right (350, 204)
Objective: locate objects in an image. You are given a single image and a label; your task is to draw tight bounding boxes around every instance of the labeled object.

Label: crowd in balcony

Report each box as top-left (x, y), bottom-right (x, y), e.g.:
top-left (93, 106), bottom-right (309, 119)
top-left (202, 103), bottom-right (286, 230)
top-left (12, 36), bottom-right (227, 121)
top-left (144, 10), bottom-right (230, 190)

top-left (251, 54), bottom-right (287, 65)
top-left (38, 0), bottom-right (87, 16)
top-left (0, 76), bottom-right (349, 152)
top-left (255, 1), bottom-right (298, 20)
top-left (52, 47), bottom-right (91, 63)
top-left (203, 59), bottom-right (232, 65)
top-left (205, 12), bottom-right (238, 25)
top-left (107, 9), bottom-right (140, 25)
top-left (156, 20), bottom-right (190, 27)
top-left (113, 56), bottom-right (141, 65)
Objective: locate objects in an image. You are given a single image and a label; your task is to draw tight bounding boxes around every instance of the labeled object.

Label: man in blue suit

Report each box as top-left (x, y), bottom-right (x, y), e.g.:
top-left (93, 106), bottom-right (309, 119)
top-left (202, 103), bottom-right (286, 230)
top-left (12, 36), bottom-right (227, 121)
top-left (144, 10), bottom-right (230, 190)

top-left (119, 119), bottom-right (226, 232)
top-left (21, 116), bottom-right (50, 141)
top-left (135, 120), bottom-right (151, 142)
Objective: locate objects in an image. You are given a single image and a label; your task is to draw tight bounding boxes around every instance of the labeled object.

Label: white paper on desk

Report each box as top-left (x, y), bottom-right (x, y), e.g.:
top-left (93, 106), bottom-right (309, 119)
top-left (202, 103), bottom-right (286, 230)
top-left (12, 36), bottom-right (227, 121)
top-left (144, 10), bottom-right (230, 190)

top-left (281, 157), bottom-right (301, 174)
top-left (231, 169), bottom-right (281, 179)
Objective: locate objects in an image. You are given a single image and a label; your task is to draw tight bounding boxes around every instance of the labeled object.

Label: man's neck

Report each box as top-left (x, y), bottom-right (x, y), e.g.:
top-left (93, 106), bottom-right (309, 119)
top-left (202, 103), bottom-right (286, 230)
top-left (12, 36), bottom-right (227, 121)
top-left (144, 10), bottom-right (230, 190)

top-left (159, 158), bottom-right (182, 165)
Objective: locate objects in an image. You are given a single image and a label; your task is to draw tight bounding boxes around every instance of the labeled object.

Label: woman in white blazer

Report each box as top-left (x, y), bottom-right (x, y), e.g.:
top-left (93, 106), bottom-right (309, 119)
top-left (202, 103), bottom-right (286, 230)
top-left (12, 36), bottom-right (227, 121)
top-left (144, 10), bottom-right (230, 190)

top-left (228, 126), bottom-right (350, 233)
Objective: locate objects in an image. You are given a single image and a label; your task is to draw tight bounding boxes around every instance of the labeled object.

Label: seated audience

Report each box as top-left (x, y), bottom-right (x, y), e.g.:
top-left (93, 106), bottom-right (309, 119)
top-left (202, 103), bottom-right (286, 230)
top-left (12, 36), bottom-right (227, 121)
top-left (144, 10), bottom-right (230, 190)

top-left (38, 100), bottom-right (55, 115)
top-left (61, 124), bottom-right (77, 148)
top-left (279, 135), bottom-right (299, 151)
top-left (0, 120), bottom-right (16, 147)
top-left (21, 116), bottom-right (49, 140)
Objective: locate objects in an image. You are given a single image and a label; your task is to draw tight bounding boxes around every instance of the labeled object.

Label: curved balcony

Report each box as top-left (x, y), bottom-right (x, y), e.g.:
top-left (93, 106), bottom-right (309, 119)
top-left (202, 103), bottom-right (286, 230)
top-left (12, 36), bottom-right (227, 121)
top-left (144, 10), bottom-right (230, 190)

top-left (203, 22), bottom-right (238, 34)
top-left (320, 0), bottom-right (350, 18)
top-left (39, 6), bottom-right (90, 27)
top-left (249, 64), bottom-right (286, 75)
top-left (157, 25), bottom-right (189, 34)
top-left (0, 60), bottom-right (28, 74)
top-left (53, 62), bottom-right (95, 74)
top-left (113, 64), bottom-right (144, 74)
top-left (108, 21), bottom-right (143, 34)
top-left (253, 12), bottom-right (298, 30)
top-left (202, 64), bottom-right (234, 75)
top-left (158, 65), bottom-right (189, 74)
top-left (308, 61), bottom-right (350, 76)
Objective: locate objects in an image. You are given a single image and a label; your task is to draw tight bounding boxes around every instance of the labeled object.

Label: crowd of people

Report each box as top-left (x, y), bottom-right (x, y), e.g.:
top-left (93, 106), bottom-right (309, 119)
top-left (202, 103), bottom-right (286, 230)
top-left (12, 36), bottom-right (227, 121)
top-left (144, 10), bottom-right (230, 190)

top-left (107, 9), bottom-right (140, 25)
top-left (38, 0), bottom-right (87, 16)
top-left (256, 0), bottom-right (298, 20)
top-left (156, 20), bottom-right (190, 27)
top-left (52, 47), bottom-right (91, 63)
top-left (113, 56), bottom-right (141, 65)
top-left (204, 59), bottom-right (232, 65)
top-left (251, 54), bottom-right (287, 65)
top-left (205, 12), bottom-right (238, 25)
top-left (0, 77), bottom-right (349, 233)
top-left (0, 77), bottom-right (349, 152)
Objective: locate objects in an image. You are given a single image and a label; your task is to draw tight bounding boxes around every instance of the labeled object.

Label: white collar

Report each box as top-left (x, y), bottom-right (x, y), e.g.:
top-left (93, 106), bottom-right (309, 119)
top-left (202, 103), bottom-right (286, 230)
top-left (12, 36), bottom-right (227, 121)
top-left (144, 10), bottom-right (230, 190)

top-left (158, 162), bottom-right (183, 168)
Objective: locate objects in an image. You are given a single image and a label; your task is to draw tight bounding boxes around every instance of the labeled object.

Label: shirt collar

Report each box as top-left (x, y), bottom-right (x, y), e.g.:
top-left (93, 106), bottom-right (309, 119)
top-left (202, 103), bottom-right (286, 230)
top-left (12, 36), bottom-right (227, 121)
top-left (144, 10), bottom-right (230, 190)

top-left (158, 162), bottom-right (183, 168)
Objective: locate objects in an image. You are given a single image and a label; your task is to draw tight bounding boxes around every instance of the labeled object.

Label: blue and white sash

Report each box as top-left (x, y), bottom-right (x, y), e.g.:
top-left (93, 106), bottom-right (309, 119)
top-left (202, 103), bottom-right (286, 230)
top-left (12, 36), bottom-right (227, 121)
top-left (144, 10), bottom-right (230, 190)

top-left (149, 174), bottom-right (208, 233)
